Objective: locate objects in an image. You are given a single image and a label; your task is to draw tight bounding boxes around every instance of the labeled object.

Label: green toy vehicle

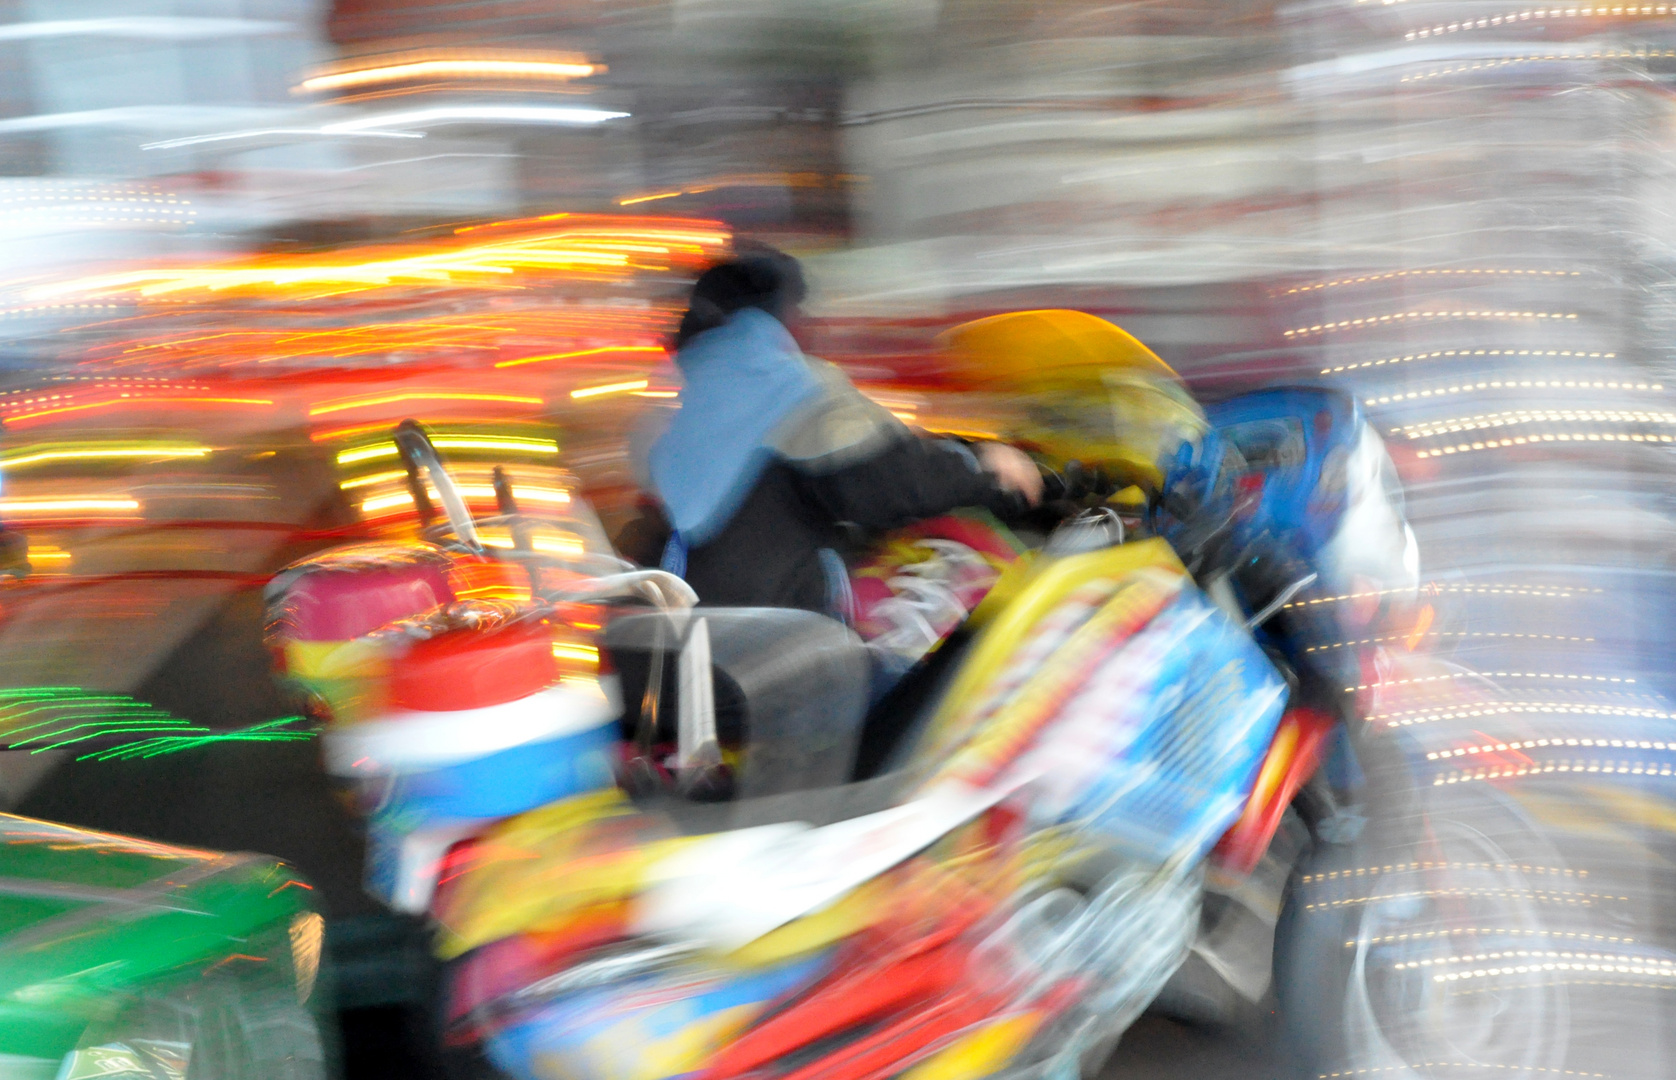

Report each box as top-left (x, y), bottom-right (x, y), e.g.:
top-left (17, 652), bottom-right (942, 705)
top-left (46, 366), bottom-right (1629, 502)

top-left (0, 810), bottom-right (330, 1080)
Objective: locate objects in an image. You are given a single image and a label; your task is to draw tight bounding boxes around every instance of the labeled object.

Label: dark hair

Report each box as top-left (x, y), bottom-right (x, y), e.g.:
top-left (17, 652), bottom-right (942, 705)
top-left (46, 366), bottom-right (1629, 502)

top-left (673, 242), bottom-right (807, 349)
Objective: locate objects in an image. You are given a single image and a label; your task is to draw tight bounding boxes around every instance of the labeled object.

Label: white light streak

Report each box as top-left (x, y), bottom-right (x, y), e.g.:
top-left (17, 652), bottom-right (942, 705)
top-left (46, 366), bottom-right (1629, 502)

top-left (143, 128), bottom-right (422, 150)
top-left (322, 105), bottom-right (629, 133)
top-left (0, 18), bottom-right (290, 41)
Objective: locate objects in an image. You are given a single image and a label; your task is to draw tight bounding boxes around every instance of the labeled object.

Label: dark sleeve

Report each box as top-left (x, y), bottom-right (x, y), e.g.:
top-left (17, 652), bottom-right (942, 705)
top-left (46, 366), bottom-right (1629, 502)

top-left (797, 434), bottom-right (1007, 530)
top-left (612, 499), bottom-right (672, 567)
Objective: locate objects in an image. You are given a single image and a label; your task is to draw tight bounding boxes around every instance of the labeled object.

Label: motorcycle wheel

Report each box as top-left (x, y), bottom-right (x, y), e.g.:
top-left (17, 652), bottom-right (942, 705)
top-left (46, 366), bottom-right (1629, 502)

top-left (1275, 732), bottom-right (1571, 1079)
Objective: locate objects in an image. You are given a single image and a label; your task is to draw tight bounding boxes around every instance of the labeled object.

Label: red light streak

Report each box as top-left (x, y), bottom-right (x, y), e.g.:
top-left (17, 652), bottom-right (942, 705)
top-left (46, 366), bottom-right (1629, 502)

top-left (2, 395), bottom-right (273, 427)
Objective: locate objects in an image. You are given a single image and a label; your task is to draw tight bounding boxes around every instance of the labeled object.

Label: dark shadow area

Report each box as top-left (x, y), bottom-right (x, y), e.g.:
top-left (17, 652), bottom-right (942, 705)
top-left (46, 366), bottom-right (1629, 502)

top-left (16, 587), bottom-right (372, 917)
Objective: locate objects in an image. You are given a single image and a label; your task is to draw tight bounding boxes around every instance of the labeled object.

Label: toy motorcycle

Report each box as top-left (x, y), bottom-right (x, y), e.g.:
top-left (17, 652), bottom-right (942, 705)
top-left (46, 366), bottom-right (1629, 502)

top-left (265, 312), bottom-right (1418, 1080)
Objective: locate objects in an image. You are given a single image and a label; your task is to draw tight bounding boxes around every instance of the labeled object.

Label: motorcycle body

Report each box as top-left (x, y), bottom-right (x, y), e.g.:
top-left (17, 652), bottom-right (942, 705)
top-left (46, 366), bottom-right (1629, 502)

top-left (1203, 385), bottom-right (1418, 609)
top-left (265, 372), bottom-right (1417, 1080)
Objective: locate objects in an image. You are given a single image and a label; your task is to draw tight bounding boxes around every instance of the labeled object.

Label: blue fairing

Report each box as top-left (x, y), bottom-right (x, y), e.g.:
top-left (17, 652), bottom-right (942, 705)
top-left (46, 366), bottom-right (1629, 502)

top-left (1204, 386), bottom-right (1363, 557)
top-left (1025, 586), bottom-right (1289, 864)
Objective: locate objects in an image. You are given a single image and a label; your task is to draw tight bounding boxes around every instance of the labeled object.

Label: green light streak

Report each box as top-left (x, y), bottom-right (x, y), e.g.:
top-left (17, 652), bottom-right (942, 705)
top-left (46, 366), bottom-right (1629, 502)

top-left (77, 717), bottom-right (314, 761)
top-left (0, 689), bottom-right (314, 761)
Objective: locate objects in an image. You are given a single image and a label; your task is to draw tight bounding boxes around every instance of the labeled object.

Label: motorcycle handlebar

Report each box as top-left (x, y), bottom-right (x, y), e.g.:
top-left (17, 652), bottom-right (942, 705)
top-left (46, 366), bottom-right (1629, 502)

top-left (395, 419), bottom-right (484, 555)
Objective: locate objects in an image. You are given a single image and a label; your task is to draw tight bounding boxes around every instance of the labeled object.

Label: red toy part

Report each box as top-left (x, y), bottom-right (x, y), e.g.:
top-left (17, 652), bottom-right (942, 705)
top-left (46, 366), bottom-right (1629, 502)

top-left (1213, 707), bottom-right (1336, 876)
top-left (849, 576), bottom-right (897, 622)
top-left (904, 516), bottom-right (1020, 563)
top-left (774, 986), bottom-right (1003, 1080)
top-left (390, 621), bottom-right (556, 712)
top-left (280, 561), bottom-right (453, 642)
top-left (443, 903), bottom-right (630, 1038)
top-left (698, 894), bottom-right (993, 1080)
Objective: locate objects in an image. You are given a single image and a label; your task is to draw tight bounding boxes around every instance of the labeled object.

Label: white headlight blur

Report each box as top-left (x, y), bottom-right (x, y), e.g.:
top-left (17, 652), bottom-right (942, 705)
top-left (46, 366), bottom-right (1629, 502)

top-left (1319, 425), bottom-right (1419, 599)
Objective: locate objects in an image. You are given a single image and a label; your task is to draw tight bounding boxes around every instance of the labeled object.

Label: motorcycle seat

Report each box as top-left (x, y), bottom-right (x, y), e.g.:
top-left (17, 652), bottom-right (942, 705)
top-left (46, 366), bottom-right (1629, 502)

top-left (605, 608), bottom-right (872, 800)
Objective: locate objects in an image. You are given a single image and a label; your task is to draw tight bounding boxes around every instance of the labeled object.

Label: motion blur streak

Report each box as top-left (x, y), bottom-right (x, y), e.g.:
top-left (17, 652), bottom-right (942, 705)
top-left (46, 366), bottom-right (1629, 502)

top-left (0, 1), bottom-right (1670, 1078)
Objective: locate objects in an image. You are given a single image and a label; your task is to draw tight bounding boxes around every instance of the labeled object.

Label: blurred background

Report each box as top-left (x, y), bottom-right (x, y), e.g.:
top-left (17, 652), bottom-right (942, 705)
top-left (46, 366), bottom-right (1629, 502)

top-left (1, 0), bottom-right (1675, 1077)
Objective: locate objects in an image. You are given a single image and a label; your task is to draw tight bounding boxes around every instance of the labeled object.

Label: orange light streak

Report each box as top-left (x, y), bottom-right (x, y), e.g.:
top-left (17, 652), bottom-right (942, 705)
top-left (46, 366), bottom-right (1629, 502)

top-left (308, 391), bottom-right (543, 417)
top-left (88, 310), bottom-right (683, 371)
top-left (2, 396), bottom-right (273, 426)
top-left (1405, 604), bottom-right (1436, 651)
top-left (496, 345), bottom-right (665, 369)
top-left (33, 217), bottom-right (729, 303)
top-left (300, 58), bottom-right (598, 94)
top-left (310, 420), bottom-right (410, 443)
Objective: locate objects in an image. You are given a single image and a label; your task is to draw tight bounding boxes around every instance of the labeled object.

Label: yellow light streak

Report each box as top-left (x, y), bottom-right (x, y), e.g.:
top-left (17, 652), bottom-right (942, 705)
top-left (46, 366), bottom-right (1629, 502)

top-left (336, 435), bottom-right (559, 465)
top-left (359, 492), bottom-right (414, 513)
top-left (1397, 407), bottom-right (1676, 437)
top-left (1429, 736), bottom-right (1676, 759)
top-left (570, 379), bottom-right (648, 400)
top-left (1321, 348), bottom-right (1613, 376)
top-left (1368, 378), bottom-right (1662, 405)
top-left (432, 435), bottom-right (558, 455)
top-left (300, 58), bottom-right (598, 94)
top-left (552, 643), bottom-right (600, 663)
top-left (496, 345), bottom-right (665, 370)
top-left (615, 172), bottom-right (850, 207)
top-left (1, 445), bottom-right (209, 469)
top-left (1286, 582), bottom-right (1600, 609)
top-left (1434, 758), bottom-right (1676, 785)
top-left (1300, 859), bottom-right (1584, 884)
top-left (1430, 955), bottom-right (1675, 983)
top-left (1304, 630), bottom-right (1593, 653)
top-left (25, 546), bottom-right (71, 572)
top-left (480, 534), bottom-right (585, 556)
top-left (459, 485), bottom-right (568, 505)
top-left (1406, 6), bottom-right (1676, 43)
top-left (1347, 671), bottom-right (1633, 692)
top-left (1401, 47), bottom-right (1676, 82)
top-left (338, 470), bottom-right (407, 490)
top-left (0, 498), bottom-right (140, 513)
top-left (1380, 701), bottom-right (1671, 728)
top-left (1285, 268), bottom-right (1582, 295)
top-left (359, 486), bottom-right (569, 515)
top-left (617, 191), bottom-right (685, 206)
top-left (1302, 884), bottom-right (1624, 912)
top-left (1391, 948), bottom-right (1672, 974)
top-left (1287, 310), bottom-right (1578, 339)
top-left (1416, 432), bottom-right (1676, 458)
top-left (1353, 927), bottom-right (1633, 947)
top-left (309, 391), bottom-right (542, 417)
